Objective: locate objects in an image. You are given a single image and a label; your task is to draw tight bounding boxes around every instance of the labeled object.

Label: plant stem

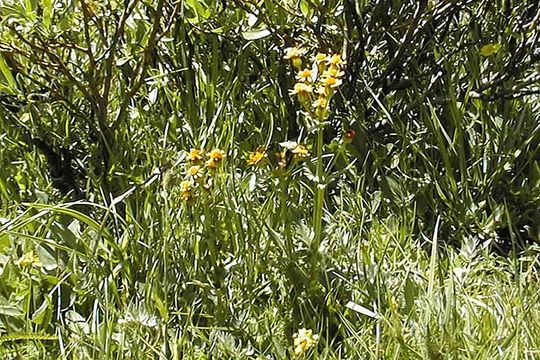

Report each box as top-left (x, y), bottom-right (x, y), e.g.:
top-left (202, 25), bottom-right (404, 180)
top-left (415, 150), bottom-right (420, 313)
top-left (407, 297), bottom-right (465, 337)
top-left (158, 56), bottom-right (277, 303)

top-left (313, 124), bottom-right (324, 249)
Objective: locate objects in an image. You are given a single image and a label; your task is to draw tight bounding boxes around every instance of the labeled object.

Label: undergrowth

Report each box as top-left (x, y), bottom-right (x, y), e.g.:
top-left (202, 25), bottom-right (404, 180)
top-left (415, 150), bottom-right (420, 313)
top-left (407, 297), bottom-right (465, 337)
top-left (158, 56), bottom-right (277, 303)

top-left (1, 0), bottom-right (540, 359)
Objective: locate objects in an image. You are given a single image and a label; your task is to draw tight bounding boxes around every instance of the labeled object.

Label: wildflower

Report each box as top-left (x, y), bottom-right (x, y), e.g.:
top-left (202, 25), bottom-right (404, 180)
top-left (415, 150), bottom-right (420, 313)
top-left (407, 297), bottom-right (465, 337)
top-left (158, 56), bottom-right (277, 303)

top-left (284, 47), bottom-right (306, 69)
top-left (15, 251), bottom-right (42, 268)
top-left (187, 148), bottom-right (203, 162)
top-left (315, 86), bottom-right (327, 96)
top-left (206, 149), bottom-right (226, 169)
top-left (277, 150), bottom-right (288, 170)
top-left (284, 47), bottom-right (306, 60)
top-left (323, 66), bottom-right (344, 79)
top-left (313, 52), bottom-right (328, 64)
top-left (247, 148), bottom-right (268, 166)
top-left (321, 76), bottom-right (342, 89)
top-left (291, 144), bottom-right (310, 159)
top-left (181, 191), bottom-right (192, 201)
top-left (187, 165), bottom-right (203, 179)
top-left (180, 180), bottom-right (192, 201)
top-left (208, 148), bottom-right (226, 161)
top-left (289, 82), bottom-right (313, 102)
top-left (293, 328), bottom-right (319, 356)
top-left (206, 159), bottom-right (219, 169)
top-left (312, 97), bottom-right (327, 110)
top-left (296, 68), bottom-right (313, 83)
top-left (327, 54), bottom-right (345, 68)
top-left (312, 97), bottom-right (328, 118)
top-left (181, 180), bottom-right (192, 192)
top-left (289, 83), bottom-right (313, 96)
top-left (480, 43), bottom-right (501, 57)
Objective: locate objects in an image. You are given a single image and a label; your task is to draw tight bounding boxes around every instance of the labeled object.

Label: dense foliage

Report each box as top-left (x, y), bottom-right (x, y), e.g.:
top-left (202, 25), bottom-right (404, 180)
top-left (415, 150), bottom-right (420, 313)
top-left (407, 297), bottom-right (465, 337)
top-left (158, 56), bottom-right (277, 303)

top-left (1, 0), bottom-right (540, 358)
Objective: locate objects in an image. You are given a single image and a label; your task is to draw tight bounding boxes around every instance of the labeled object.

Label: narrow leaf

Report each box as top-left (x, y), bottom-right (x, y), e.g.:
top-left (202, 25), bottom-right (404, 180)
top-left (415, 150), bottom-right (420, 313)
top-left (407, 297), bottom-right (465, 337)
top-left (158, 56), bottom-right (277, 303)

top-left (242, 29), bottom-right (271, 41)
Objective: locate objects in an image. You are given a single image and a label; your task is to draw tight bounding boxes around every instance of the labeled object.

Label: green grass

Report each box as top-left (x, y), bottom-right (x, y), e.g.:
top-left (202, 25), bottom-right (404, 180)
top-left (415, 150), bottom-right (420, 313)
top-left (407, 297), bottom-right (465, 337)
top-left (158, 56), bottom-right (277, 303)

top-left (1, 0), bottom-right (540, 358)
top-left (2, 194), bottom-right (540, 359)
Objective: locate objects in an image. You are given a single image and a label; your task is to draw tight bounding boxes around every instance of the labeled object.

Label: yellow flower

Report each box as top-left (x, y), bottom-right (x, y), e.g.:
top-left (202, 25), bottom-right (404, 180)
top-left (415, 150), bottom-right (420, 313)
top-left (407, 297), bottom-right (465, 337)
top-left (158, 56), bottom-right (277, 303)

top-left (187, 165), bottom-right (202, 178)
top-left (284, 46), bottom-right (306, 60)
top-left (291, 144), bottom-right (310, 158)
top-left (289, 83), bottom-right (313, 102)
top-left (181, 191), bottom-right (191, 201)
top-left (206, 148), bottom-right (225, 169)
top-left (206, 158), bottom-right (219, 169)
top-left (284, 47), bottom-right (306, 69)
top-left (293, 328), bottom-right (319, 356)
top-left (296, 68), bottom-right (313, 82)
top-left (247, 148), bottom-right (268, 166)
top-left (289, 82), bottom-right (313, 96)
top-left (321, 76), bottom-right (342, 89)
top-left (277, 150), bottom-right (288, 170)
top-left (207, 149), bottom-right (226, 169)
top-left (480, 43), bottom-right (502, 57)
top-left (187, 148), bottom-right (203, 162)
top-left (180, 191), bottom-right (192, 201)
top-left (15, 251), bottom-right (42, 268)
top-left (180, 180), bottom-right (192, 192)
top-left (323, 66), bottom-right (344, 79)
top-left (208, 149), bottom-right (226, 161)
top-left (180, 180), bottom-right (192, 201)
top-left (313, 52), bottom-right (328, 64)
top-left (327, 54), bottom-right (345, 68)
top-left (312, 97), bottom-right (327, 109)
top-left (312, 97), bottom-right (328, 118)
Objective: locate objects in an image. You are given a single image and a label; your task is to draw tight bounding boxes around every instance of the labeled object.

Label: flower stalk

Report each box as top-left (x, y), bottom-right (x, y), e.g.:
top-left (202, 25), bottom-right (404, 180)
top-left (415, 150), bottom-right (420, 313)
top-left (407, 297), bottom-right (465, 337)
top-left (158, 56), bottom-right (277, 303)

top-left (284, 47), bottom-right (346, 248)
top-left (313, 121), bottom-right (325, 247)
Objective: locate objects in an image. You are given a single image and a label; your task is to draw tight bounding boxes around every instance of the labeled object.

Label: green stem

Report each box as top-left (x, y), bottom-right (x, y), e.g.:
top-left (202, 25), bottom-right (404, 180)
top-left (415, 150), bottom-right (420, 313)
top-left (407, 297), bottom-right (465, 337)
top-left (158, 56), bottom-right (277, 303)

top-left (281, 177), bottom-right (294, 257)
top-left (313, 125), bottom-right (324, 248)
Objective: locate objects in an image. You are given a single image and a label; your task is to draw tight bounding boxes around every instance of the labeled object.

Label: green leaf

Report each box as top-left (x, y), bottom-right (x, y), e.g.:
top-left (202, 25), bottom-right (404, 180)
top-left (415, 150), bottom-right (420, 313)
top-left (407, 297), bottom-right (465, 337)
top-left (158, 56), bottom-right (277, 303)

top-left (300, 0), bottom-right (312, 18)
top-left (0, 233), bottom-right (9, 252)
top-left (185, 0), bottom-right (210, 20)
top-left (0, 54), bottom-right (17, 92)
top-left (42, 0), bottom-right (53, 29)
top-left (22, 203), bottom-right (104, 234)
top-left (242, 29), bottom-right (271, 41)
top-left (0, 302), bottom-right (23, 317)
top-left (36, 244), bottom-right (59, 271)
top-left (152, 288), bottom-right (168, 322)
top-left (531, 161), bottom-right (540, 187)
top-left (0, 83), bottom-right (14, 93)
top-left (404, 276), bottom-right (418, 314)
top-left (31, 296), bottom-right (51, 325)
top-left (480, 43), bottom-right (501, 57)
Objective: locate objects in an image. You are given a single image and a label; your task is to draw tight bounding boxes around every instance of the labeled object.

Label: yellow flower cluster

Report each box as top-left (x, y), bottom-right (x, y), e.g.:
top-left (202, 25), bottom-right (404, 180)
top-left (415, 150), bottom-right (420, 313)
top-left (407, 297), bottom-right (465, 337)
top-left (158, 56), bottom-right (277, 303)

top-left (247, 147), bottom-right (268, 166)
top-left (245, 143), bottom-right (310, 170)
top-left (291, 143), bottom-right (309, 159)
top-left (181, 148), bottom-right (225, 202)
top-left (293, 328), bottom-right (319, 356)
top-left (285, 47), bottom-right (346, 120)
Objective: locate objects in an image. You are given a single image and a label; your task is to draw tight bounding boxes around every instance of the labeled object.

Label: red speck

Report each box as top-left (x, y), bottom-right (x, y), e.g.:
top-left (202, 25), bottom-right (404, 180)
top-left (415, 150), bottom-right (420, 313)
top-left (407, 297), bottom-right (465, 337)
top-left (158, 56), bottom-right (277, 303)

top-left (345, 130), bottom-right (356, 140)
